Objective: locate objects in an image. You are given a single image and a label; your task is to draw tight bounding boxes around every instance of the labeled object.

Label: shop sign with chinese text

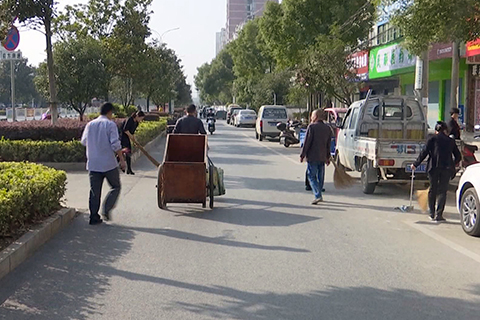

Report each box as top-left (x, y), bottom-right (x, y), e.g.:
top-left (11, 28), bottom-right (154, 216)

top-left (369, 41), bottom-right (416, 79)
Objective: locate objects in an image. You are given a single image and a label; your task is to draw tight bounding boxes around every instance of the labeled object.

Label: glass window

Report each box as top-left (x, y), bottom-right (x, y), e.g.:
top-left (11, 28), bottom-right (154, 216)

top-left (349, 108), bottom-right (360, 129)
top-left (262, 108), bottom-right (287, 119)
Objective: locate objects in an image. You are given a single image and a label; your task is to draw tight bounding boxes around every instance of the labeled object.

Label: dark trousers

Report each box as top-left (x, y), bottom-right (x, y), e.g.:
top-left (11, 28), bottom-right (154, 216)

top-left (89, 168), bottom-right (121, 222)
top-left (428, 168), bottom-right (451, 218)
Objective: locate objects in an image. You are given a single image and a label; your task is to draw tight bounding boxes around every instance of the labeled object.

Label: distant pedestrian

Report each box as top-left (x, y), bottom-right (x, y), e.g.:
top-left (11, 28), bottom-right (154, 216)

top-left (300, 109), bottom-right (333, 205)
top-left (121, 111), bottom-right (145, 175)
top-left (412, 121), bottom-right (461, 222)
top-left (174, 104), bottom-right (207, 135)
top-left (81, 102), bottom-right (126, 225)
top-left (448, 107), bottom-right (461, 140)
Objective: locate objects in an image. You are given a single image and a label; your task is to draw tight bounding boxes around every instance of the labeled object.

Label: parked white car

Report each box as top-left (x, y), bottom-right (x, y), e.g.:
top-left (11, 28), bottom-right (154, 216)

top-left (255, 105), bottom-right (288, 141)
top-left (234, 110), bottom-right (257, 127)
top-left (457, 163), bottom-right (480, 236)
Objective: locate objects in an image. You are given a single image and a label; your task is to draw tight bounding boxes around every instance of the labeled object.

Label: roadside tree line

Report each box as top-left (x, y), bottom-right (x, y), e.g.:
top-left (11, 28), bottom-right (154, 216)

top-left (0, 0), bottom-right (191, 122)
top-left (195, 0), bottom-right (480, 111)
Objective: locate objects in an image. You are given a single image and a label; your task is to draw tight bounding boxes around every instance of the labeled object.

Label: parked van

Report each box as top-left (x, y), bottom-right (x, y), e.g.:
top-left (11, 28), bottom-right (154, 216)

top-left (255, 105), bottom-right (288, 141)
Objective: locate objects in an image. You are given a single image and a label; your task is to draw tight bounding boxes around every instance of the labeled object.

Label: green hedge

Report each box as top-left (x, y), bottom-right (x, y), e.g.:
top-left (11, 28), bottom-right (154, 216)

top-left (0, 119), bottom-right (167, 162)
top-left (0, 162), bottom-right (67, 237)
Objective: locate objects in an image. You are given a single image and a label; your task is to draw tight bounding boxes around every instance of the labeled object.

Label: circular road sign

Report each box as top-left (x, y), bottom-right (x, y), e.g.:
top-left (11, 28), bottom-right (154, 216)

top-left (3, 26), bottom-right (20, 51)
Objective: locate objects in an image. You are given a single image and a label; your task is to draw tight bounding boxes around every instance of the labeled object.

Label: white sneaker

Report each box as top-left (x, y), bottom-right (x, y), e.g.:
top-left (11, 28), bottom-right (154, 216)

top-left (312, 198), bottom-right (324, 205)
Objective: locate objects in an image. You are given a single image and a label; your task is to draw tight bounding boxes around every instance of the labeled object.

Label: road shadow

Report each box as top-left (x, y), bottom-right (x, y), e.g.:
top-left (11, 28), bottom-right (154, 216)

top-left (0, 213), bottom-right (135, 320)
top-left (168, 204), bottom-right (324, 227)
top-left (120, 226), bottom-right (310, 253)
top-left (167, 282), bottom-right (480, 320)
top-left (225, 176), bottom-right (305, 193)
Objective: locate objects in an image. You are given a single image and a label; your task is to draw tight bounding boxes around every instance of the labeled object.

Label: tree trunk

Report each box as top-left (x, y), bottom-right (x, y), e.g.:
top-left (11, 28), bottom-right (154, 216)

top-left (44, 16), bottom-right (58, 125)
top-left (146, 95), bottom-right (150, 112)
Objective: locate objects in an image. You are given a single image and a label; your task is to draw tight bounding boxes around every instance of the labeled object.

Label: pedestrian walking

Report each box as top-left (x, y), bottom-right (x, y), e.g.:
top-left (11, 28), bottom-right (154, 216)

top-left (300, 109), bottom-right (333, 205)
top-left (121, 111), bottom-right (145, 175)
top-left (448, 107), bottom-right (461, 140)
top-left (81, 102), bottom-right (126, 225)
top-left (174, 104), bottom-right (207, 135)
top-left (411, 121), bottom-right (461, 222)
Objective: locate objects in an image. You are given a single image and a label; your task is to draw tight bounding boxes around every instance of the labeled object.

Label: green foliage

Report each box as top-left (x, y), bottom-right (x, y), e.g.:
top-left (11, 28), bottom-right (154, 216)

top-left (0, 162), bottom-right (67, 237)
top-left (194, 48), bottom-right (235, 105)
top-left (0, 60), bottom-right (42, 106)
top-left (134, 118), bottom-right (167, 148)
top-left (390, 0), bottom-right (480, 55)
top-left (35, 36), bottom-right (109, 120)
top-left (0, 118), bottom-right (166, 162)
top-left (0, 139), bottom-right (86, 163)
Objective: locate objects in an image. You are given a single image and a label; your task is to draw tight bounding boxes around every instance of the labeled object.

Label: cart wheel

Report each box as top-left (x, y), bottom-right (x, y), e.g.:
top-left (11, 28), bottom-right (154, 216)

top-left (157, 165), bottom-right (166, 209)
top-left (209, 165), bottom-right (215, 209)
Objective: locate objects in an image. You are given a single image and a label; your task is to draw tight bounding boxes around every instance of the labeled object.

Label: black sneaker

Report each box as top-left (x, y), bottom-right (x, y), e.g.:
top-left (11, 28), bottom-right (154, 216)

top-left (89, 219), bottom-right (103, 225)
top-left (103, 212), bottom-right (111, 222)
top-left (305, 186), bottom-right (312, 191)
top-left (435, 217), bottom-right (447, 222)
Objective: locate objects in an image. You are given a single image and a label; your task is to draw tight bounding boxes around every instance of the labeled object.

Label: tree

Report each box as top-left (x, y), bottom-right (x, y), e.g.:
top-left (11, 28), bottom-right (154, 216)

top-left (0, 60), bottom-right (40, 106)
top-left (35, 36), bottom-right (109, 121)
top-left (390, 0), bottom-right (480, 55)
top-left (194, 49), bottom-right (235, 105)
top-left (105, 0), bottom-right (152, 108)
top-left (0, 0), bottom-right (60, 123)
top-left (260, 0), bottom-right (375, 106)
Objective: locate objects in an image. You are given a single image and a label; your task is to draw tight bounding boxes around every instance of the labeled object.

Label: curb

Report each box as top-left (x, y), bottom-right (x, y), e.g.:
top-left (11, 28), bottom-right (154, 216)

top-left (0, 208), bottom-right (77, 281)
top-left (131, 131), bottom-right (166, 164)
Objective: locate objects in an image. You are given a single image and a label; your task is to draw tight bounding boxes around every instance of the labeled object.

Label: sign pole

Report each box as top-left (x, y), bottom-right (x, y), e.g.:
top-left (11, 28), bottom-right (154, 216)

top-left (10, 59), bottom-right (15, 122)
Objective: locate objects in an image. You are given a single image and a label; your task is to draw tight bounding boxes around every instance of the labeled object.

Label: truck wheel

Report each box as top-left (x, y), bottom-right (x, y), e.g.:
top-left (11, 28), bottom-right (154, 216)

top-left (361, 163), bottom-right (376, 194)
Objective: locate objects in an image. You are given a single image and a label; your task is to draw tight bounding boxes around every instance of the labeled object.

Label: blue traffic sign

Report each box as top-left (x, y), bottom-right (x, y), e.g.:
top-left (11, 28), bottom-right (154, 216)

top-left (3, 26), bottom-right (20, 51)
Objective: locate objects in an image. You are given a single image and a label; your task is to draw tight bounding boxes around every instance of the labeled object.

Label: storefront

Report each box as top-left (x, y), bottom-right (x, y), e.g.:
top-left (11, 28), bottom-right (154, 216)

top-left (467, 40), bottom-right (480, 130)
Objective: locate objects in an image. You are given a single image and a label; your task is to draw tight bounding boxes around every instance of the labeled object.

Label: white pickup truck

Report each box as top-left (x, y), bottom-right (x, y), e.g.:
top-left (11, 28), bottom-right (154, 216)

top-left (335, 95), bottom-right (428, 194)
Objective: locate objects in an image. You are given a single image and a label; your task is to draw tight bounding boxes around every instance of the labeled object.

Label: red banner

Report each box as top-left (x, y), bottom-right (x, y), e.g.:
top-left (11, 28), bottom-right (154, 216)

top-left (349, 51), bottom-right (369, 80)
top-left (467, 39), bottom-right (480, 57)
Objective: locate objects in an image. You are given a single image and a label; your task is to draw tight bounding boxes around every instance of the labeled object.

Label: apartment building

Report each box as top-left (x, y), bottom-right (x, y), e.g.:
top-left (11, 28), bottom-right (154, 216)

top-left (227, 0), bottom-right (278, 40)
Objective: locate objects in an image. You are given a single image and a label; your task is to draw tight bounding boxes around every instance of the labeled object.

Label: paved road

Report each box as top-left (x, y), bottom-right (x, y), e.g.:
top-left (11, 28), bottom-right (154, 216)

top-left (2, 122), bottom-right (480, 320)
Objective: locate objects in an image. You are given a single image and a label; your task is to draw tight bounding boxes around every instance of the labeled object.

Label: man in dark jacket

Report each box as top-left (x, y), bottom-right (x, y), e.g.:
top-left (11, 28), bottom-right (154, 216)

top-left (448, 107), bottom-right (461, 140)
top-left (412, 121), bottom-right (461, 222)
top-left (174, 104), bottom-right (207, 134)
top-left (300, 109), bottom-right (333, 204)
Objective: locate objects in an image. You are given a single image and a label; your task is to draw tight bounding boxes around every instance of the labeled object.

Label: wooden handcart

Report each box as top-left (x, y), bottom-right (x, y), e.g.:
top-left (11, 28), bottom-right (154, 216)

top-left (157, 134), bottom-right (215, 209)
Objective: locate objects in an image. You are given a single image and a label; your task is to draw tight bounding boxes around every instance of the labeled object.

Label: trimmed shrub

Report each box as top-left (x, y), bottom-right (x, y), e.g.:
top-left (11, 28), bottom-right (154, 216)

top-left (0, 162), bottom-right (67, 236)
top-left (0, 119), bottom-right (167, 162)
top-left (0, 139), bottom-right (86, 162)
top-left (0, 119), bottom-right (87, 141)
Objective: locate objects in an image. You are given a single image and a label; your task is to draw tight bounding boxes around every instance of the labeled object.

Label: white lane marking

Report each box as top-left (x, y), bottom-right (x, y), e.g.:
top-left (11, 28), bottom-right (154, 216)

top-left (241, 133), bottom-right (302, 166)
top-left (404, 220), bottom-right (480, 264)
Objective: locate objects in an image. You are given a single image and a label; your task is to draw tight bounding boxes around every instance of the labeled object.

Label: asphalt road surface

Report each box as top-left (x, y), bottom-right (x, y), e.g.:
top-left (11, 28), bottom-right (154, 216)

top-left (2, 122), bottom-right (480, 320)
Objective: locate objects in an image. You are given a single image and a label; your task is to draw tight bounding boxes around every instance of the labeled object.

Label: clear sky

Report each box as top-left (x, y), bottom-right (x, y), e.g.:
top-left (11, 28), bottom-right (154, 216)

top-left (16, 0), bottom-right (227, 96)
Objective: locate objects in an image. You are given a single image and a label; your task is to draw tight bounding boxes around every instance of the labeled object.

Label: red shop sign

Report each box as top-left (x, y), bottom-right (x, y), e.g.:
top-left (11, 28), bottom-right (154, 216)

top-left (467, 39), bottom-right (480, 57)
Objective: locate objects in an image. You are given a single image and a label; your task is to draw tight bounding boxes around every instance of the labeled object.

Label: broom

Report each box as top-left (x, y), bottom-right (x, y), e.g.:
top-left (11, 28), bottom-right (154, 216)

top-left (330, 157), bottom-right (355, 189)
top-left (416, 189), bottom-right (429, 213)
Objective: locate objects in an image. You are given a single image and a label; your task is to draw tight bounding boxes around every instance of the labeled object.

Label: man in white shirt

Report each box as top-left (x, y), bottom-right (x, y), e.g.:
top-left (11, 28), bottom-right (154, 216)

top-left (81, 103), bottom-right (126, 225)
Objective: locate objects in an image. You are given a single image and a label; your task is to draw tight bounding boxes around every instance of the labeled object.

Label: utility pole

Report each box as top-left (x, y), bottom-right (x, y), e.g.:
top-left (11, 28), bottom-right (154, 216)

top-left (10, 59), bottom-right (15, 121)
top-left (450, 41), bottom-right (460, 113)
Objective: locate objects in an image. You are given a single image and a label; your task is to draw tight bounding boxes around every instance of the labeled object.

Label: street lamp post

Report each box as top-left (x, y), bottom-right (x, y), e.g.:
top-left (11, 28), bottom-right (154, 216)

top-left (159, 27), bottom-right (180, 43)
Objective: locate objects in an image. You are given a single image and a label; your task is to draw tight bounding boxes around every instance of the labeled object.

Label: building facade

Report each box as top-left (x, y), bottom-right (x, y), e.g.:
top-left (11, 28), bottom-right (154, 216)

top-left (215, 28), bottom-right (227, 56)
top-left (226, 0), bottom-right (278, 40)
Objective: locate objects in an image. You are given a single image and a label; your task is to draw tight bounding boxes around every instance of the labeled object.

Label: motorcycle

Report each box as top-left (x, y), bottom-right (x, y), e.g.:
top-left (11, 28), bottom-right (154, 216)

top-left (277, 121), bottom-right (302, 148)
top-left (207, 117), bottom-right (216, 135)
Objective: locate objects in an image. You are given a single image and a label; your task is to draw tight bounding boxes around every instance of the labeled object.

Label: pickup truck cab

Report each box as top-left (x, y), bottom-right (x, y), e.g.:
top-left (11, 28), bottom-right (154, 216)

top-left (336, 95), bottom-right (427, 194)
